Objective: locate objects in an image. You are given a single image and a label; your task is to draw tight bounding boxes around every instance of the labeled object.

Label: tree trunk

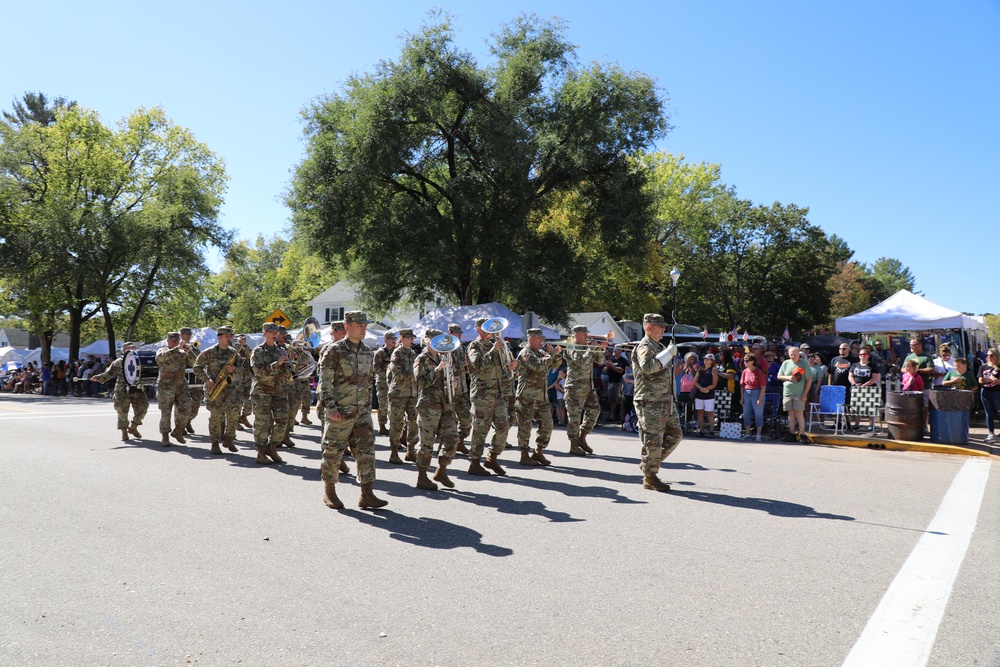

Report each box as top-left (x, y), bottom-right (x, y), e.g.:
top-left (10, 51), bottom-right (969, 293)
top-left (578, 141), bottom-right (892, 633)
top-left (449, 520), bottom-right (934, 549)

top-left (101, 302), bottom-right (117, 360)
top-left (125, 255), bottom-right (162, 342)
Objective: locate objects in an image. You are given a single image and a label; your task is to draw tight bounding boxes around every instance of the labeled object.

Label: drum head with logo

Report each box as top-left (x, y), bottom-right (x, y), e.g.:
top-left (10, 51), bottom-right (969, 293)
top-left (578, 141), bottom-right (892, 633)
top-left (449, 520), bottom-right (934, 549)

top-left (122, 349), bottom-right (140, 386)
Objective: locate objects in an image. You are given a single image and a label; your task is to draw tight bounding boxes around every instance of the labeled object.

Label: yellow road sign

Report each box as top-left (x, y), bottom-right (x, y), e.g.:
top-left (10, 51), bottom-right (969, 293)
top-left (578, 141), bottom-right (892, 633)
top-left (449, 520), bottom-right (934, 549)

top-left (266, 308), bottom-right (291, 327)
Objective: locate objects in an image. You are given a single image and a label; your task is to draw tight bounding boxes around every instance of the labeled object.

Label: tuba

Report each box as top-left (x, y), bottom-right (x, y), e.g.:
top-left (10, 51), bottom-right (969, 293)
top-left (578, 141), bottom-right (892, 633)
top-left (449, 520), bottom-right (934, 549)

top-left (429, 333), bottom-right (462, 404)
top-left (481, 317), bottom-right (514, 379)
top-left (291, 340), bottom-right (317, 379)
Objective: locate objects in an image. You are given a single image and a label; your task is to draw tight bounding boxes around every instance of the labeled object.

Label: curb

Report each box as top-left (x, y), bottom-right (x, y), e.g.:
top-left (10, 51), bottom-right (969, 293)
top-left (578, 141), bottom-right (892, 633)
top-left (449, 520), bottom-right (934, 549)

top-left (803, 434), bottom-right (994, 458)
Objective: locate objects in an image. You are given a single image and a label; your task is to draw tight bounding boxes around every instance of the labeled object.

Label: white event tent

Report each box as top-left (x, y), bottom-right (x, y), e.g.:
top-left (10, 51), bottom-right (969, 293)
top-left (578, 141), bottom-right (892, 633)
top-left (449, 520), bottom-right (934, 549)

top-left (835, 290), bottom-right (987, 334)
top-left (412, 303), bottom-right (560, 342)
top-left (137, 327), bottom-right (219, 352)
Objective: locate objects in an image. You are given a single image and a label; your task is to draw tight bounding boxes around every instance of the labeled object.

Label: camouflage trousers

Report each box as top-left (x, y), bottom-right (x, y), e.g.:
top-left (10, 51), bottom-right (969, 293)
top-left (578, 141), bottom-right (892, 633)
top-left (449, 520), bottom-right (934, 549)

top-left (321, 409), bottom-right (376, 485)
top-left (565, 387), bottom-right (600, 439)
top-left (452, 391), bottom-right (472, 441)
top-left (516, 397), bottom-right (554, 451)
top-left (207, 387), bottom-right (240, 441)
top-left (284, 381), bottom-right (305, 435)
top-left (251, 393), bottom-right (288, 449)
top-left (636, 398), bottom-right (683, 477)
top-left (188, 385), bottom-right (204, 421)
top-left (113, 388), bottom-right (148, 429)
top-left (470, 390), bottom-right (510, 458)
top-left (417, 403), bottom-right (459, 470)
top-left (157, 383), bottom-right (192, 434)
top-left (376, 379), bottom-right (390, 429)
top-left (389, 395), bottom-right (417, 447)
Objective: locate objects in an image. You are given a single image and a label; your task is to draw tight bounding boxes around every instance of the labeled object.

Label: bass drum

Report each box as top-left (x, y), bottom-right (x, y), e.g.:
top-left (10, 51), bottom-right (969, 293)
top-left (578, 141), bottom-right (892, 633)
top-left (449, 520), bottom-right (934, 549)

top-left (122, 349), bottom-right (140, 386)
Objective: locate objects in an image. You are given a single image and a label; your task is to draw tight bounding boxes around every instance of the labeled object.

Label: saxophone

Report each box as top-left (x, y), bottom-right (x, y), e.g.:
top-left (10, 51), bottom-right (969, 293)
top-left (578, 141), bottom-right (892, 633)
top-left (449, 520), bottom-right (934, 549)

top-left (207, 347), bottom-right (241, 402)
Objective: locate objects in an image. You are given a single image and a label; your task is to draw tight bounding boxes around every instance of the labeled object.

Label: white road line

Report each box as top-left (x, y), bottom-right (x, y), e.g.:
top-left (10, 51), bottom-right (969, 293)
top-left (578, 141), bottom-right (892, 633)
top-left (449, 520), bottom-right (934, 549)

top-left (0, 411), bottom-right (115, 420)
top-left (842, 457), bottom-right (992, 667)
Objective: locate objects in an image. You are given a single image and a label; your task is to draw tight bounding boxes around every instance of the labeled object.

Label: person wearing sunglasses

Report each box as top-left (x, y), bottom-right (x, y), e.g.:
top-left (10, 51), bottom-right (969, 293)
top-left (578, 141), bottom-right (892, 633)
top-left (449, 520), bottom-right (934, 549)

top-left (979, 349), bottom-right (1000, 444)
top-left (849, 349), bottom-right (880, 431)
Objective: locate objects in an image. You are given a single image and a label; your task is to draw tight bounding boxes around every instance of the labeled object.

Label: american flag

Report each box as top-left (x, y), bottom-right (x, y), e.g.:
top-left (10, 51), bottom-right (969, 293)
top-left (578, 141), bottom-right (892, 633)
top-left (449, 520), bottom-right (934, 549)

top-left (782, 325), bottom-right (790, 341)
top-left (742, 330), bottom-right (749, 342)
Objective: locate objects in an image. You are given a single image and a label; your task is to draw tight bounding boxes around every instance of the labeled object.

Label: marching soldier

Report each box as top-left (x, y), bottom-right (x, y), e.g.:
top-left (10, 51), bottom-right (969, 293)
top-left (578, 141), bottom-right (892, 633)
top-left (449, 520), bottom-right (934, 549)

top-left (234, 334), bottom-right (254, 429)
top-left (317, 320), bottom-right (346, 424)
top-left (447, 323), bottom-right (471, 455)
top-left (372, 330), bottom-right (396, 436)
top-left (515, 329), bottom-right (563, 466)
top-left (412, 329), bottom-right (460, 491)
top-left (249, 322), bottom-right (291, 465)
top-left (632, 313), bottom-right (681, 492)
top-left (155, 332), bottom-right (193, 446)
top-left (387, 329), bottom-right (418, 464)
top-left (319, 310), bottom-right (387, 510)
top-left (179, 327), bottom-right (202, 434)
top-left (90, 341), bottom-right (148, 442)
top-left (564, 324), bottom-right (606, 456)
top-left (277, 327), bottom-right (300, 448)
top-left (193, 325), bottom-right (243, 455)
top-left (466, 316), bottom-right (518, 476)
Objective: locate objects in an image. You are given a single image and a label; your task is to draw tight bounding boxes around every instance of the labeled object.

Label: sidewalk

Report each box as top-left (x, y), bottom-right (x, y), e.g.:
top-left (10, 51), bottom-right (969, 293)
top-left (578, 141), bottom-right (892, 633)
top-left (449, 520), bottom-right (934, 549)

top-left (803, 420), bottom-right (998, 458)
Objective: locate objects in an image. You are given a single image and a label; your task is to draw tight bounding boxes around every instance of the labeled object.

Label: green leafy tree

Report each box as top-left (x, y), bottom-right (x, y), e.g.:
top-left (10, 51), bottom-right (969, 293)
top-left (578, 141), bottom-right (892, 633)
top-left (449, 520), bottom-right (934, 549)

top-left (867, 257), bottom-right (917, 301)
top-left (288, 12), bottom-right (668, 323)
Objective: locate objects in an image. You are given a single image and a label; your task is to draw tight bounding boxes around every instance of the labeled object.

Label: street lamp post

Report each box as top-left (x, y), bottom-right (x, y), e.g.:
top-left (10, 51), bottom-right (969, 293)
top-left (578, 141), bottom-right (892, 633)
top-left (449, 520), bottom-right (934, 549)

top-left (669, 267), bottom-right (681, 344)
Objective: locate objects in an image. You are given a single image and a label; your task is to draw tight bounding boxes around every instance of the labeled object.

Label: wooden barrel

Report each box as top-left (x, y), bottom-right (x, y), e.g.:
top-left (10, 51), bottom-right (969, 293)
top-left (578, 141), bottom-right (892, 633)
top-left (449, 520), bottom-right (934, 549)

top-left (885, 391), bottom-right (924, 441)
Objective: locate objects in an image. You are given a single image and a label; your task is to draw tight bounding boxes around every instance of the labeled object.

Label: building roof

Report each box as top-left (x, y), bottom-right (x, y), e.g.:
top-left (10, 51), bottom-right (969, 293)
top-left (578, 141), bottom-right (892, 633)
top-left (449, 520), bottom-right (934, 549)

top-left (0, 329), bottom-right (71, 348)
top-left (306, 280), bottom-right (359, 307)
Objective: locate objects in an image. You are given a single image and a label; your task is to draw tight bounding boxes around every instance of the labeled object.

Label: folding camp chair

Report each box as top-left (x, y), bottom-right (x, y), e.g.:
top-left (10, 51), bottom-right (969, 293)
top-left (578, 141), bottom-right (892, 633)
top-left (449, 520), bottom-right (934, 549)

top-left (808, 385), bottom-right (846, 435)
top-left (848, 384), bottom-right (884, 435)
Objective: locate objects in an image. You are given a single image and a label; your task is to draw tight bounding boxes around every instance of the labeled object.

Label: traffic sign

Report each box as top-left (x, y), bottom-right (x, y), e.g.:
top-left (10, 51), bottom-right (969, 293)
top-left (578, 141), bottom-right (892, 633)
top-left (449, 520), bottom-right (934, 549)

top-left (266, 308), bottom-right (290, 327)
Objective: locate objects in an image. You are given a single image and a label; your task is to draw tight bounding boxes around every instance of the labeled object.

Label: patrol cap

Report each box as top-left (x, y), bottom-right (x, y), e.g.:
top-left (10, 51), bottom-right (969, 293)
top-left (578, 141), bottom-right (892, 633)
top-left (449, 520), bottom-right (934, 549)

top-left (425, 328), bottom-right (443, 338)
top-left (344, 310), bottom-right (372, 324)
top-left (448, 323), bottom-right (463, 334)
top-left (475, 317), bottom-right (489, 327)
top-left (123, 341), bottom-right (138, 349)
top-left (277, 326), bottom-right (287, 334)
top-left (262, 322), bottom-right (279, 332)
top-left (383, 330), bottom-right (397, 340)
top-left (398, 328), bottom-right (415, 338)
top-left (216, 325), bottom-right (233, 335)
top-left (179, 327), bottom-right (193, 335)
top-left (167, 332), bottom-right (181, 340)
top-left (527, 328), bottom-right (543, 337)
top-left (572, 325), bottom-right (589, 334)
top-left (330, 321), bottom-right (346, 332)
top-left (643, 313), bottom-right (666, 326)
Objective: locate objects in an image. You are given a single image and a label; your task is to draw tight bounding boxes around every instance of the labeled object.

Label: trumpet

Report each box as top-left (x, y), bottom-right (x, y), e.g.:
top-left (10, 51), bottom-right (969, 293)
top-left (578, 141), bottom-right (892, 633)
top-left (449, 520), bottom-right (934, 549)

top-left (429, 333), bottom-right (462, 404)
top-left (481, 317), bottom-right (514, 378)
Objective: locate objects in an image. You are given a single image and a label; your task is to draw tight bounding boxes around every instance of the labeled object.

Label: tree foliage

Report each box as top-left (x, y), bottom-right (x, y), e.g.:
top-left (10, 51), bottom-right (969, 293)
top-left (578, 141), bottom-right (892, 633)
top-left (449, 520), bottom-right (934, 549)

top-left (868, 256), bottom-right (917, 301)
top-left (288, 12), bottom-right (668, 323)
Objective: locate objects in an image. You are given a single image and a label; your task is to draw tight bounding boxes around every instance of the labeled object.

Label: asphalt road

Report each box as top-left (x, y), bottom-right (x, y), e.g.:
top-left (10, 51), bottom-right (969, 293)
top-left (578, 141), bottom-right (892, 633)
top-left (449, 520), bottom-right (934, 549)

top-left (1, 394), bottom-right (997, 667)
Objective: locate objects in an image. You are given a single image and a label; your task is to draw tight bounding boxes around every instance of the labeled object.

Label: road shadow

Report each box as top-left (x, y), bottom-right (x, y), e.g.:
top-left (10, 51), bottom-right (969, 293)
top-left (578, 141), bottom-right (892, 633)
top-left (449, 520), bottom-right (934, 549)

top-left (484, 473), bottom-right (647, 505)
top-left (341, 508), bottom-right (513, 557)
top-left (670, 488), bottom-right (855, 521)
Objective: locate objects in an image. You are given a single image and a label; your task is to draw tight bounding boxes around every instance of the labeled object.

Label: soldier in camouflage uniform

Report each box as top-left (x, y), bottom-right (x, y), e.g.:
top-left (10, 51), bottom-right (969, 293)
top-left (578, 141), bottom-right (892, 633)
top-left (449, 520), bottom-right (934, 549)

top-left (387, 329), bottom-right (419, 464)
top-left (564, 324), bottom-right (606, 456)
top-left (250, 322), bottom-right (291, 465)
top-left (372, 331), bottom-right (396, 436)
top-left (446, 323), bottom-right (471, 455)
top-left (467, 316), bottom-right (518, 476)
top-left (632, 313), bottom-right (681, 492)
top-left (179, 327), bottom-right (203, 434)
top-left (316, 321), bottom-right (346, 425)
top-left (515, 328), bottom-right (563, 466)
top-left (319, 310), bottom-right (387, 510)
top-left (155, 332), bottom-right (193, 446)
top-left (412, 328), bottom-right (460, 491)
top-left (277, 327), bottom-right (301, 448)
top-left (235, 334), bottom-right (254, 429)
top-left (90, 341), bottom-right (148, 442)
top-left (193, 325), bottom-right (243, 455)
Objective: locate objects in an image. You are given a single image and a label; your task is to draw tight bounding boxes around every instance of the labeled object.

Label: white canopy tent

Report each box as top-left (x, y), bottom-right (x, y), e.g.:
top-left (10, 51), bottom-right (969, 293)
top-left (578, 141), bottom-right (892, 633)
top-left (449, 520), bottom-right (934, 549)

top-left (413, 303), bottom-right (560, 342)
top-left (79, 340), bottom-right (113, 356)
top-left (137, 327), bottom-right (219, 353)
top-left (21, 348), bottom-right (70, 365)
top-left (836, 290), bottom-right (988, 333)
top-left (0, 347), bottom-right (26, 366)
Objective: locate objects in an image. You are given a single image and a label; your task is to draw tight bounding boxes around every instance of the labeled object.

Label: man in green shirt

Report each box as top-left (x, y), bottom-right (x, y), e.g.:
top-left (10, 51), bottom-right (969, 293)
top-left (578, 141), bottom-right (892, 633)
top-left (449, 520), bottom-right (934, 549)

top-left (903, 338), bottom-right (936, 388)
top-left (777, 346), bottom-right (811, 443)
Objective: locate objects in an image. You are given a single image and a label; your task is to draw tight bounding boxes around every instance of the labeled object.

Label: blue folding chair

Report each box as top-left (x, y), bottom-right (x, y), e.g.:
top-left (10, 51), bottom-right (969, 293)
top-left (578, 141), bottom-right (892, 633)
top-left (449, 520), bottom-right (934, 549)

top-left (808, 385), bottom-right (847, 435)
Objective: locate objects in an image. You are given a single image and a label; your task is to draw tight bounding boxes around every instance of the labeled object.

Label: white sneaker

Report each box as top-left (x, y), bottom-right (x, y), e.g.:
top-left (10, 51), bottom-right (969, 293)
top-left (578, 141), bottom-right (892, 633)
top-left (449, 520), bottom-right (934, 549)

top-left (986, 434), bottom-right (996, 443)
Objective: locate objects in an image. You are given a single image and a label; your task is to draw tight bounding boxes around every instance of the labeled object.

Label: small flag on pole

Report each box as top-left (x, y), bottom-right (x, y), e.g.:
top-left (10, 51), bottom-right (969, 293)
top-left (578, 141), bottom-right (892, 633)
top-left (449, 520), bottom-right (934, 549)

top-left (701, 326), bottom-right (708, 340)
top-left (742, 330), bottom-right (749, 342)
top-left (782, 325), bottom-right (790, 341)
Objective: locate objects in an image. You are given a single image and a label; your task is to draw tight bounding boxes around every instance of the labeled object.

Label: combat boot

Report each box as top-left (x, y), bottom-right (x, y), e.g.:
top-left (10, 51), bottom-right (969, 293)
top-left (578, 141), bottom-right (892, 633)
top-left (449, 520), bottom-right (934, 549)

top-left (186, 422), bottom-right (195, 434)
top-left (416, 470), bottom-right (438, 491)
top-left (256, 448), bottom-right (273, 465)
top-left (170, 427), bottom-right (186, 444)
top-left (282, 436), bottom-right (296, 448)
top-left (456, 440), bottom-right (470, 455)
top-left (239, 415), bottom-right (252, 429)
top-left (120, 428), bottom-right (129, 442)
top-left (223, 435), bottom-right (238, 452)
top-left (643, 475), bottom-right (670, 492)
top-left (485, 451), bottom-right (507, 476)
top-left (161, 433), bottom-right (172, 447)
top-left (265, 442), bottom-right (284, 464)
top-left (378, 424), bottom-right (389, 436)
top-left (404, 441), bottom-right (416, 463)
top-left (210, 440), bottom-right (223, 455)
top-left (339, 460), bottom-right (351, 475)
top-left (433, 464), bottom-right (455, 488)
top-left (468, 458), bottom-right (492, 476)
top-left (128, 424), bottom-right (141, 438)
top-left (569, 438), bottom-right (587, 456)
top-left (388, 444), bottom-right (403, 465)
top-left (358, 483), bottom-right (388, 509)
top-left (578, 430), bottom-right (594, 454)
top-left (518, 449), bottom-right (540, 466)
top-left (531, 446), bottom-right (551, 466)
top-left (300, 411), bottom-right (313, 425)
top-left (323, 480), bottom-right (344, 509)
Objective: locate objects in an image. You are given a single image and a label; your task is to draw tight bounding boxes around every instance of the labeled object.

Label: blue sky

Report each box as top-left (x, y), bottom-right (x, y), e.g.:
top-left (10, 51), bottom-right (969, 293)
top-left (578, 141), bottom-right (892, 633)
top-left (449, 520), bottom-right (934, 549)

top-left (5, 1), bottom-right (998, 316)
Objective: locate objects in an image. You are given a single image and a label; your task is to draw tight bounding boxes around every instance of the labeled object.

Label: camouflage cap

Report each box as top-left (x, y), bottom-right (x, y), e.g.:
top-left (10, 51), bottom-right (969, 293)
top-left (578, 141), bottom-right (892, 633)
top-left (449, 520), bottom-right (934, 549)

top-left (383, 330), bottom-right (397, 340)
top-left (424, 328), bottom-right (443, 338)
top-left (277, 326), bottom-right (288, 334)
top-left (179, 327), bottom-right (193, 335)
top-left (448, 323), bottom-right (463, 334)
top-left (527, 328), bottom-right (544, 337)
top-left (262, 322), bottom-right (279, 333)
top-left (123, 341), bottom-right (138, 349)
top-left (344, 310), bottom-right (372, 324)
top-left (330, 321), bottom-right (346, 332)
top-left (398, 328), bottom-right (415, 338)
top-left (216, 325), bottom-right (233, 335)
top-left (572, 325), bottom-right (589, 334)
top-left (167, 331), bottom-right (181, 340)
top-left (643, 313), bottom-right (666, 326)
top-left (475, 317), bottom-right (489, 327)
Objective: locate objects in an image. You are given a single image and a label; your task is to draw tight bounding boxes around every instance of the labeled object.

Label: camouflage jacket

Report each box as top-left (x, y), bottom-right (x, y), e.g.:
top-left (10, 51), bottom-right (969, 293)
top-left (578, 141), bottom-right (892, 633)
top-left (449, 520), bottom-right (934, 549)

top-left (564, 348), bottom-right (603, 391)
top-left (633, 335), bottom-right (674, 402)
top-left (450, 343), bottom-right (469, 397)
top-left (250, 343), bottom-right (291, 396)
top-left (413, 349), bottom-right (452, 408)
top-left (516, 346), bottom-right (563, 403)
top-left (193, 344), bottom-right (243, 395)
top-left (156, 346), bottom-right (190, 389)
top-left (388, 346), bottom-right (418, 398)
top-left (373, 345), bottom-right (393, 388)
top-left (320, 338), bottom-right (373, 417)
top-left (91, 357), bottom-right (140, 397)
top-left (467, 336), bottom-right (507, 398)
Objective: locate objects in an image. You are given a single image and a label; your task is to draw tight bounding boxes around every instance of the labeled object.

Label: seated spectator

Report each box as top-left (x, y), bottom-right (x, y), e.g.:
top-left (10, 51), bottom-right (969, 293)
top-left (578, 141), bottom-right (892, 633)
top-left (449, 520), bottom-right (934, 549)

top-left (932, 345), bottom-right (955, 388)
top-left (902, 359), bottom-right (924, 391)
top-left (942, 357), bottom-right (977, 391)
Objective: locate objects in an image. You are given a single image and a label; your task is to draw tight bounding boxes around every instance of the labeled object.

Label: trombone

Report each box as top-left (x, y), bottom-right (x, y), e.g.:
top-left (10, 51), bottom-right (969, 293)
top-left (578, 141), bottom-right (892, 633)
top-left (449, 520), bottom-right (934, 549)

top-left (429, 333), bottom-right (462, 404)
